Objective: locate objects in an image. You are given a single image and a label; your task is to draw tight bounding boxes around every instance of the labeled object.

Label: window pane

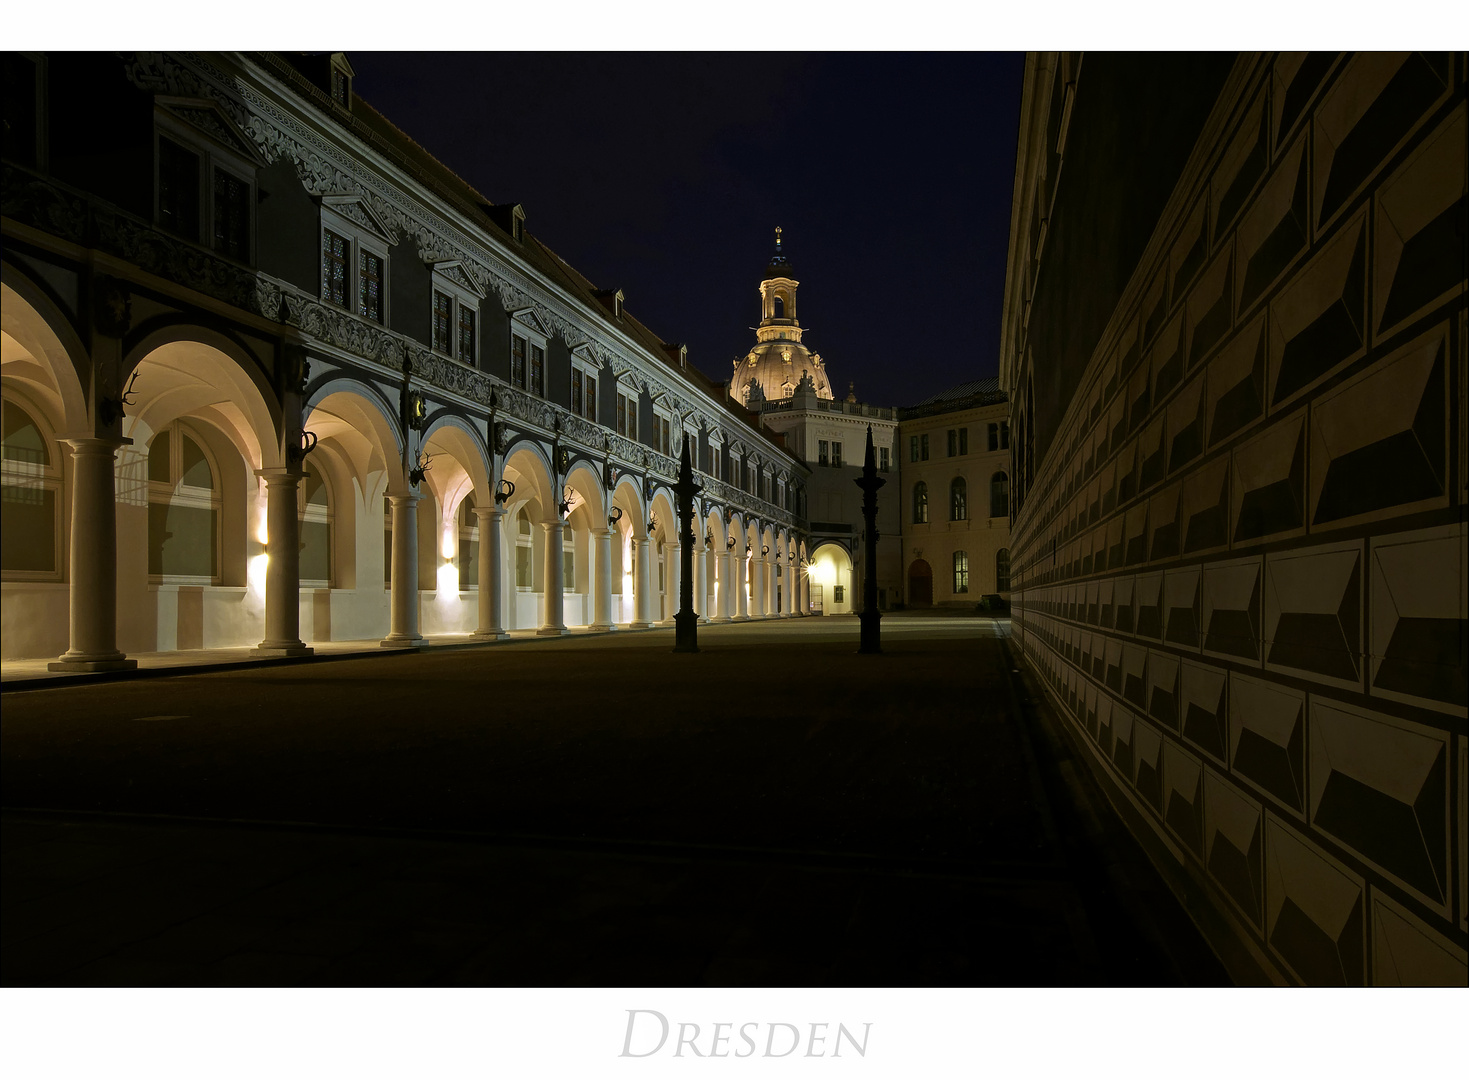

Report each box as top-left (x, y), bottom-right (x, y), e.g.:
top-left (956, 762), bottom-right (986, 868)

top-left (148, 429), bottom-right (171, 483)
top-left (212, 168), bottom-right (249, 260)
top-left (832, 442), bottom-right (842, 467)
top-left (458, 303), bottom-right (475, 363)
top-left (571, 370), bottom-right (582, 416)
top-left (2, 399), bottom-right (49, 467)
top-left (458, 536), bottom-right (479, 587)
top-left (0, 485), bottom-right (55, 571)
top-left (433, 291), bottom-right (452, 353)
top-left (921, 434), bottom-right (929, 460)
top-left (322, 229), bottom-right (348, 306)
top-left (959, 428), bottom-right (968, 455)
top-left (148, 503), bottom-right (217, 577)
top-left (158, 137), bottom-right (200, 238)
top-left (299, 519), bottom-right (331, 583)
top-left (512, 335), bottom-right (527, 388)
top-left (954, 551), bottom-right (969, 594)
top-left (179, 434), bottom-right (214, 491)
top-left (531, 344), bottom-right (544, 396)
top-left (562, 548), bottom-right (574, 591)
top-left (302, 463), bottom-right (328, 507)
top-left (584, 375), bottom-right (596, 420)
top-left (359, 250), bottom-right (383, 323)
top-left (516, 543), bottom-right (533, 588)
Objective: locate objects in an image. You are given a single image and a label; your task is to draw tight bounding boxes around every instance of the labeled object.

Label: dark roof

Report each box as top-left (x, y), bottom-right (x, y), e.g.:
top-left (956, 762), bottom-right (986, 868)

top-left (256, 53), bottom-right (800, 462)
top-left (916, 378), bottom-right (1001, 405)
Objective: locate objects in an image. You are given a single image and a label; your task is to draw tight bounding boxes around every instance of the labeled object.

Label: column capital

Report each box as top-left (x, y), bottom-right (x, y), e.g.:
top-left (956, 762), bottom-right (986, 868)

top-left (254, 466), bottom-right (305, 485)
top-left (591, 526), bottom-right (611, 540)
top-left (473, 505), bottom-right (505, 524)
top-left (61, 434), bottom-right (131, 454)
top-left (385, 490), bottom-right (423, 507)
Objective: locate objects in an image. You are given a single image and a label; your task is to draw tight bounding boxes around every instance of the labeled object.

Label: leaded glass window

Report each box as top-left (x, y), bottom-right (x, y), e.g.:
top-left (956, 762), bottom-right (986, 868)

top-left (583, 374), bottom-right (597, 420)
top-left (953, 551), bottom-right (969, 594)
top-left (359, 249), bottom-right (383, 323)
top-left (322, 229), bottom-right (348, 307)
top-left (571, 370), bottom-right (583, 416)
top-left (433, 290), bottom-right (452, 354)
top-left (212, 167), bottom-right (249, 260)
top-left (512, 334), bottom-right (527, 389)
top-left (458, 303), bottom-right (475, 364)
top-left (530, 343), bottom-right (544, 396)
top-left (159, 137), bottom-right (200, 239)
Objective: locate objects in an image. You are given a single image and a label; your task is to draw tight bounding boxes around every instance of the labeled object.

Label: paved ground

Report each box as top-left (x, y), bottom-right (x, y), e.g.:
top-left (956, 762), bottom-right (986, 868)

top-left (1, 615), bottom-right (1228, 986)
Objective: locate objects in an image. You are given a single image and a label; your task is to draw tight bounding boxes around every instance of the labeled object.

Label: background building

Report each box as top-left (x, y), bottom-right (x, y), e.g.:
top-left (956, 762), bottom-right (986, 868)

top-left (897, 379), bottom-right (1012, 607)
top-left (1000, 52), bottom-right (1467, 985)
top-left (734, 235), bottom-right (900, 614)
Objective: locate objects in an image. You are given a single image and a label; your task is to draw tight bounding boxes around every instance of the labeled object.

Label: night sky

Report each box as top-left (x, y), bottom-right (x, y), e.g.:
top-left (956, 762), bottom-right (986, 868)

top-left (348, 53), bottom-right (1025, 408)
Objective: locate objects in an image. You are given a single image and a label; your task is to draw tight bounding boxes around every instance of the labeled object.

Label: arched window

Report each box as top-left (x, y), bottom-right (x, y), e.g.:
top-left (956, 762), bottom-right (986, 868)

top-left (773, 296), bottom-right (785, 319)
top-left (1, 397), bottom-right (61, 577)
top-left (990, 471), bottom-right (1009, 518)
top-left (953, 550), bottom-right (969, 594)
top-left (950, 477), bottom-right (967, 521)
top-left (299, 461), bottom-right (332, 587)
top-left (913, 480), bottom-right (928, 524)
top-left (515, 508), bottom-right (534, 589)
top-left (147, 422), bottom-right (220, 582)
top-left (996, 548), bottom-right (1011, 593)
top-left (457, 492), bottom-right (479, 588)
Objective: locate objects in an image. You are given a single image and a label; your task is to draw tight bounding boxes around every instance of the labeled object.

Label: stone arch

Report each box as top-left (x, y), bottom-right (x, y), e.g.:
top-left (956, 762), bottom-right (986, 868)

top-left (810, 540), bottom-right (854, 615)
top-left (0, 272), bottom-right (89, 433)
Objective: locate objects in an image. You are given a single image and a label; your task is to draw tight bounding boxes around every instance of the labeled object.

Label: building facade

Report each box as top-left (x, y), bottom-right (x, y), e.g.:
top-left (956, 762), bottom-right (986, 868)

top-left (735, 235), bottom-right (901, 614)
top-left (1, 51), bottom-right (816, 665)
top-left (1001, 52), bottom-right (1467, 984)
top-left (897, 380), bottom-right (1013, 607)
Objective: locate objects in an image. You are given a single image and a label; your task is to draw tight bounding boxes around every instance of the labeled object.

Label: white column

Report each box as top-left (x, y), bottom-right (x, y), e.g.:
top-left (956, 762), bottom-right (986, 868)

top-left (751, 551), bottom-right (766, 618)
top-left (661, 540), bottom-right (681, 626)
top-left (800, 557), bottom-right (811, 615)
top-left (765, 555), bottom-right (777, 616)
top-left (539, 519), bottom-right (568, 635)
top-left (712, 544), bottom-right (731, 622)
top-left (591, 527), bottom-right (614, 631)
top-left (631, 536), bottom-right (652, 628)
top-left (252, 467), bottom-right (313, 656)
top-left (695, 544), bottom-right (710, 624)
top-left (474, 506), bottom-right (507, 640)
top-left (50, 437), bottom-right (136, 671)
top-left (735, 546), bottom-right (750, 619)
top-left (381, 492), bottom-right (425, 646)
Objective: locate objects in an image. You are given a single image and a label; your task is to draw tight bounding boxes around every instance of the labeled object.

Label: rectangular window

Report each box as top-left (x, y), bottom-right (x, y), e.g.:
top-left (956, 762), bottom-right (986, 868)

top-left (833, 584), bottom-right (845, 604)
top-left (512, 335), bottom-right (527, 389)
top-left (617, 395), bottom-right (626, 437)
top-left (954, 551), bottom-right (969, 594)
top-left (959, 427), bottom-right (968, 455)
top-left (879, 446), bottom-right (890, 472)
top-left (584, 375), bottom-right (596, 420)
top-left (910, 436), bottom-right (919, 463)
top-left (530, 344), bottom-right (544, 396)
top-left (562, 547), bottom-right (574, 592)
top-left (322, 228), bottom-right (348, 307)
top-left (212, 167), bottom-right (249, 260)
top-left (331, 68), bottom-right (349, 106)
top-left (921, 434), bottom-right (929, 460)
top-left (616, 391), bottom-right (636, 440)
top-left (818, 440), bottom-right (829, 466)
top-left (1001, 421), bottom-right (1010, 449)
top-left (457, 303), bottom-right (476, 364)
top-left (158, 137), bottom-right (200, 239)
top-left (516, 542), bottom-right (532, 589)
top-left (832, 442), bottom-right (843, 468)
top-left (571, 370), bottom-right (583, 417)
top-left (947, 429), bottom-right (957, 457)
top-left (988, 423), bottom-right (999, 451)
top-left (660, 417), bottom-right (671, 456)
top-left (432, 290), bottom-right (452, 354)
top-left (358, 249), bottom-right (383, 323)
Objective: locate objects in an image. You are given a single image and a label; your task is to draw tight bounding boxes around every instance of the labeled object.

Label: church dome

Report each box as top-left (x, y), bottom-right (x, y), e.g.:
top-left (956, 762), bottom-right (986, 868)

top-left (732, 227), bottom-right (835, 406)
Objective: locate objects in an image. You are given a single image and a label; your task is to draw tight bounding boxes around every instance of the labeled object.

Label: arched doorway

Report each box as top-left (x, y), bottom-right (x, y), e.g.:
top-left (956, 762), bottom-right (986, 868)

top-left (908, 559), bottom-right (933, 606)
top-left (810, 542), bottom-right (853, 614)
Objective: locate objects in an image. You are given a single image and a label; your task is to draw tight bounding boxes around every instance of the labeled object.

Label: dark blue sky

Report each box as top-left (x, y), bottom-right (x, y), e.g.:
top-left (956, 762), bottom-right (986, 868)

top-left (349, 53), bottom-right (1024, 407)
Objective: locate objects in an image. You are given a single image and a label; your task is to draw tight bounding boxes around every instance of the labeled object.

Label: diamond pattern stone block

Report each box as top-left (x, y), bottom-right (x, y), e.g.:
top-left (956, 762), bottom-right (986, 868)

top-left (1371, 891), bottom-right (1468, 986)
top-left (1163, 567), bottom-right (1201, 649)
top-left (1203, 557), bottom-right (1262, 662)
top-left (1163, 742), bottom-right (1204, 856)
top-left (1148, 483), bottom-right (1180, 561)
top-left (1187, 247), bottom-right (1234, 370)
top-left (1265, 817), bottom-right (1365, 984)
top-left (1264, 540), bottom-right (1362, 688)
top-left (1230, 671), bottom-right (1305, 813)
top-left (1146, 648), bottom-right (1181, 732)
top-left (1205, 768), bottom-right (1264, 927)
top-left (1237, 132), bottom-right (1310, 312)
top-left (1181, 659), bottom-right (1228, 761)
top-left (1232, 409), bottom-right (1306, 544)
top-left (1213, 90), bottom-right (1269, 240)
top-left (1308, 698), bottom-right (1449, 909)
top-left (1369, 524), bottom-right (1467, 712)
top-left (1310, 327), bottom-right (1447, 529)
top-left (1180, 454), bottom-right (1230, 554)
top-left (1374, 105), bottom-right (1467, 337)
top-left (1273, 52), bottom-right (1339, 150)
top-left (1268, 213), bottom-right (1366, 409)
top-left (1133, 572), bottom-right (1162, 641)
top-left (1207, 315), bottom-right (1267, 447)
top-left (1168, 371), bottom-right (1208, 473)
top-left (1133, 719), bottom-right (1164, 815)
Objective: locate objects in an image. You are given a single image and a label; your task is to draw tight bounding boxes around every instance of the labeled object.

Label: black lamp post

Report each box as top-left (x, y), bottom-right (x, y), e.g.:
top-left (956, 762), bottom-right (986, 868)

top-left (673, 433), bottom-right (701, 653)
top-left (853, 424), bottom-right (885, 653)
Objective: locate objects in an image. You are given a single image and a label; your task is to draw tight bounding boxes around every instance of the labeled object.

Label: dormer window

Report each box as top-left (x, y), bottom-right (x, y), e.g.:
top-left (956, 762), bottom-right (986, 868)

top-left (328, 53), bottom-right (354, 110)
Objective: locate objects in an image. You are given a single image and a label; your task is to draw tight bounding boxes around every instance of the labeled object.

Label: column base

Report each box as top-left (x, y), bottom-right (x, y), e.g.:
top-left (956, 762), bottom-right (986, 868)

top-left (710, 615), bottom-right (732, 623)
top-left (49, 655), bottom-right (137, 673)
top-left (536, 626), bottom-right (571, 637)
top-left (733, 614), bottom-right (751, 622)
top-left (472, 630), bottom-right (510, 641)
top-left (654, 618), bottom-right (676, 628)
top-left (589, 623), bottom-right (617, 633)
top-left (379, 635), bottom-right (426, 648)
top-left (628, 620), bottom-right (652, 630)
top-left (251, 643), bottom-right (314, 658)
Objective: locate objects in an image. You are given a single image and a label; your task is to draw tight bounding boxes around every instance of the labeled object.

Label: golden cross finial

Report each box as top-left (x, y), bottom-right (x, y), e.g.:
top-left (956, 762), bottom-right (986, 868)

top-left (775, 226), bottom-right (782, 248)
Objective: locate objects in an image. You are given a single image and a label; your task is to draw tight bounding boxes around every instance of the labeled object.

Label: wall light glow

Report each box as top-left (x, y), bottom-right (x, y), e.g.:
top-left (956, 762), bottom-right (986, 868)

top-left (247, 552), bottom-right (269, 594)
top-left (437, 562), bottom-right (459, 598)
top-left (442, 526), bottom-right (456, 560)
